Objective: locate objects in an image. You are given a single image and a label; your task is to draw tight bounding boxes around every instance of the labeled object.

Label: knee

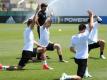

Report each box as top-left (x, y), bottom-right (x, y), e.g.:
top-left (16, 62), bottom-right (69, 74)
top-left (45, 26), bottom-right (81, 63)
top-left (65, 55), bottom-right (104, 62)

top-left (37, 47), bottom-right (46, 53)
top-left (99, 40), bottom-right (105, 46)
top-left (54, 43), bottom-right (61, 49)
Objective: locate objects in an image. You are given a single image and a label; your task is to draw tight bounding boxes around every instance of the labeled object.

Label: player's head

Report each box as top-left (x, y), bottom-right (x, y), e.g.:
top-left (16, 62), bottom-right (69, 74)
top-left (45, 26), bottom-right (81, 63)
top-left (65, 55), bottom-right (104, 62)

top-left (27, 19), bottom-right (33, 26)
top-left (27, 19), bottom-right (35, 28)
top-left (78, 24), bottom-right (86, 32)
top-left (41, 3), bottom-right (47, 12)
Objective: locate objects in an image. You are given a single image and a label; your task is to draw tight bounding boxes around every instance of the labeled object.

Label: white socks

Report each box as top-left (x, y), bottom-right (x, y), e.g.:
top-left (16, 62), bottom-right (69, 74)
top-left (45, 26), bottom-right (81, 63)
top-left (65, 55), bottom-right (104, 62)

top-left (84, 67), bottom-right (92, 78)
top-left (43, 60), bottom-right (47, 65)
top-left (60, 73), bottom-right (72, 80)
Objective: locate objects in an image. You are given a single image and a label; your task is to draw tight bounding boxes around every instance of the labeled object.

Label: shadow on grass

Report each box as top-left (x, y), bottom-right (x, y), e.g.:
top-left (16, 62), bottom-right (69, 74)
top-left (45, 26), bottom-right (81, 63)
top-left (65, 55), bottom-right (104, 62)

top-left (70, 57), bottom-right (74, 59)
top-left (16, 57), bottom-right (21, 59)
top-left (70, 57), bottom-right (100, 60)
top-left (5, 68), bottom-right (41, 72)
top-left (53, 78), bottom-right (59, 80)
top-left (89, 57), bottom-right (100, 60)
top-left (16, 57), bottom-right (42, 63)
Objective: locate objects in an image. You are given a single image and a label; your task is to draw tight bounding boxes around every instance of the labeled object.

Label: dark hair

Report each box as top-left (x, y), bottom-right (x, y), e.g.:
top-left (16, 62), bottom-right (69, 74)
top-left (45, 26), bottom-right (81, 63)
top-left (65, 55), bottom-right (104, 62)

top-left (41, 3), bottom-right (47, 8)
top-left (27, 19), bottom-right (33, 26)
top-left (79, 24), bottom-right (86, 31)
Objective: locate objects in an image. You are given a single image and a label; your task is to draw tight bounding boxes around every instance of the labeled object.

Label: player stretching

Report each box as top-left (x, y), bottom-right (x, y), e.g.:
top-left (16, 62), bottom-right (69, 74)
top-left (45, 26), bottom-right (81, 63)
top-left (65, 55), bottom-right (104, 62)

top-left (61, 10), bottom-right (94, 80)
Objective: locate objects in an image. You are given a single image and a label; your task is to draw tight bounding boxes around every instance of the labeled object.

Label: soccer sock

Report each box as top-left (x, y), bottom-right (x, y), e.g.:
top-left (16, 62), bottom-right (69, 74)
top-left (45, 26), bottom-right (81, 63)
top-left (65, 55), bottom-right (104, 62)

top-left (58, 55), bottom-right (63, 61)
top-left (7, 66), bottom-right (16, 70)
top-left (85, 67), bottom-right (89, 75)
top-left (100, 51), bottom-right (103, 56)
top-left (37, 53), bottom-right (42, 60)
top-left (0, 64), bottom-right (2, 70)
top-left (43, 60), bottom-right (47, 65)
top-left (66, 75), bottom-right (72, 78)
top-left (2, 66), bottom-right (10, 70)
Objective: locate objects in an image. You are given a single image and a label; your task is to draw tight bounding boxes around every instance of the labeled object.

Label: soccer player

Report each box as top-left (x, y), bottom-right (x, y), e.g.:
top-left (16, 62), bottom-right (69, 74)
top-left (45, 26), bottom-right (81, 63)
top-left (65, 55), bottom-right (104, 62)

top-left (18, 13), bottom-right (53, 70)
top-left (84, 14), bottom-right (106, 78)
top-left (35, 3), bottom-right (50, 60)
top-left (36, 3), bottom-right (48, 38)
top-left (39, 17), bottom-right (68, 63)
top-left (3, 12), bottom-right (52, 70)
top-left (36, 0), bottom-right (47, 13)
top-left (68, 10), bottom-right (94, 80)
top-left (86, 16), bottom-right (106, 59)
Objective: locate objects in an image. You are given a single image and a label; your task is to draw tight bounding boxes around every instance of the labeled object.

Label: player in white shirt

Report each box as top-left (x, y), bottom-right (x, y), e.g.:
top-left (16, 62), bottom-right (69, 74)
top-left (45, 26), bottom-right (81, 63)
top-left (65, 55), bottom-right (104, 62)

top-left (84, 15), bottom-right (106, 78)
top-left (39, 17), bottom-right (68, 63)
top-left (36, 0), bottom-right (47, 13)
top-left (65, 10), bottom-right (94, 80)
top-left (17, 19), bottom-right (38, 69)
top-left (86, 16), bottom-right (106, 59)
top-left (18, 14), bottom-right (53, 70)
top-left (35, 3), bottom-right (52, 60)
top-left (4, 13), bottom-right (52, 70)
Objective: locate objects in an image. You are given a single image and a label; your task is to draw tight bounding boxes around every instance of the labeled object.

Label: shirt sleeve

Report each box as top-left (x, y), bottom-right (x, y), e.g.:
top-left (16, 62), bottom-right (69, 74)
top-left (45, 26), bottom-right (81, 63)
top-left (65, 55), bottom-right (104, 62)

top-left (97, 16), bottom-right (102, 23)
top-left (88, 22), bottom-right (98, 42)
top-left (70, 37), bottom-right (75, 47)
top-left (86, 24), bottom-right (90, 31)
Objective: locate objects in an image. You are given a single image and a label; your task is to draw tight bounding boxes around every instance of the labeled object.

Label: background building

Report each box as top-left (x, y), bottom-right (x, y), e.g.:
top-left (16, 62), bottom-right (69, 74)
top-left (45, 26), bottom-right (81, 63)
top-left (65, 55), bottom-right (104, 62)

top-left (0, 0), bottom-right (107, 24)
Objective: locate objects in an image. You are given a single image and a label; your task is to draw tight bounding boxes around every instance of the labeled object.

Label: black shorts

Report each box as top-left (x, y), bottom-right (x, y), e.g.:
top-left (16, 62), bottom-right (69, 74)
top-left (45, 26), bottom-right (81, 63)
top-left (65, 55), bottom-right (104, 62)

top-left (32, 48), bottom-right (38, 57)
top-left (74, 58), bottom-right (87, 78)
top-left (88, 41), bottom-right (100, 52)
top-left (37, 26), bottom-right (40, 39)
top-left (18, 50), bottom-right (33, 67)
top-left (46, 43), bottom-right (54, 51)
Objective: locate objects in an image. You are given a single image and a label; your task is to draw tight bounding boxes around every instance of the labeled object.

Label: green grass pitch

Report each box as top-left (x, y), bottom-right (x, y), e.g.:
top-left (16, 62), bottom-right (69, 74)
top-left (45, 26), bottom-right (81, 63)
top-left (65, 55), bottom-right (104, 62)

top-left (0, 24), bottom-right (107, 80)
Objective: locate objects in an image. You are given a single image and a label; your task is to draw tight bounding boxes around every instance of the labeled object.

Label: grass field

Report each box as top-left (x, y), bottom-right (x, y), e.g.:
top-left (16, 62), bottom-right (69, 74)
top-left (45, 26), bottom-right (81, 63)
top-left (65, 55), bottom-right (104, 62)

top-left (0, 24), bottom-right (107, 80)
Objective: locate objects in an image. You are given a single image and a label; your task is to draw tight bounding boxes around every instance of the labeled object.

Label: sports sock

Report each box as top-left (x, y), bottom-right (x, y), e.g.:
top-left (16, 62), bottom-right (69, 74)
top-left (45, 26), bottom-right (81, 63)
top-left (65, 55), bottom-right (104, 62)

top-left (100, 51), bottom-right (103, 56)
top-left (43, 60), bottom-right (47, 65)
top-left (59, 55), bottom-right (63, 61)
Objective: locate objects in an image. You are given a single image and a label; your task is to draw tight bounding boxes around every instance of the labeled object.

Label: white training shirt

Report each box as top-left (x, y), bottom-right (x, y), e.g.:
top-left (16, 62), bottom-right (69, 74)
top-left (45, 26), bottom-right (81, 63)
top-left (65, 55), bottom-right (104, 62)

top-left (39, 25), bottom-right (50, 47)
top-left (86, 21), bottom-right (99, 44)
top-left (23, 27), bottom-right (34, 52)
top-left (70, 29), bottom-right (89, 59)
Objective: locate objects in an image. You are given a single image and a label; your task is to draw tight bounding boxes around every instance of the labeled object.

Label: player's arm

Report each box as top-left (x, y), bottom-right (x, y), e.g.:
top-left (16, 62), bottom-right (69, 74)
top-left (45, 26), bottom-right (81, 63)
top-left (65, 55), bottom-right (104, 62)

top-left (31, 13), bottom-right (37, 27)
top-left (35, 12), bottom-right (43, 27)
top-left (36, 5), bottom-right (40, 13)
top-left (70, 38), bottom-right (76, 53)
top-left (34, 40), bottom-right (42, 47)
top-left (34, 40), bottom-right (46, 52)
top-left (70, 47), bottom-right (76, 53)
top-left (32, 13), bottom-right (36, 22)
top-left (35, 15), bottom-right (40, 26)
top-left (88, 10), bottom-right (94, 32)
top-left (33, 40), bottom-right (46, 48)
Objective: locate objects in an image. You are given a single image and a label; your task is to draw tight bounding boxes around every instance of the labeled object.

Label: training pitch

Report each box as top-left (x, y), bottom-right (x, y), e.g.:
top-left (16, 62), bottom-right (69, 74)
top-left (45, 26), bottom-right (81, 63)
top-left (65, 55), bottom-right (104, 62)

top-left (0, 24), bottom-right (107, 80)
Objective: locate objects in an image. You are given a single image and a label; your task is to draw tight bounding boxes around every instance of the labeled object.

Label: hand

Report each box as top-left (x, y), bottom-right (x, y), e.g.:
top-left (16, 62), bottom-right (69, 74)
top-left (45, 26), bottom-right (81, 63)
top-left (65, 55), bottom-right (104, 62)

top-left (87, 10), bottom-right (93, 16)
top-left (40, 46), bottom-right (46, 52)
top-left (39, 46), bottom-right (46, 51)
